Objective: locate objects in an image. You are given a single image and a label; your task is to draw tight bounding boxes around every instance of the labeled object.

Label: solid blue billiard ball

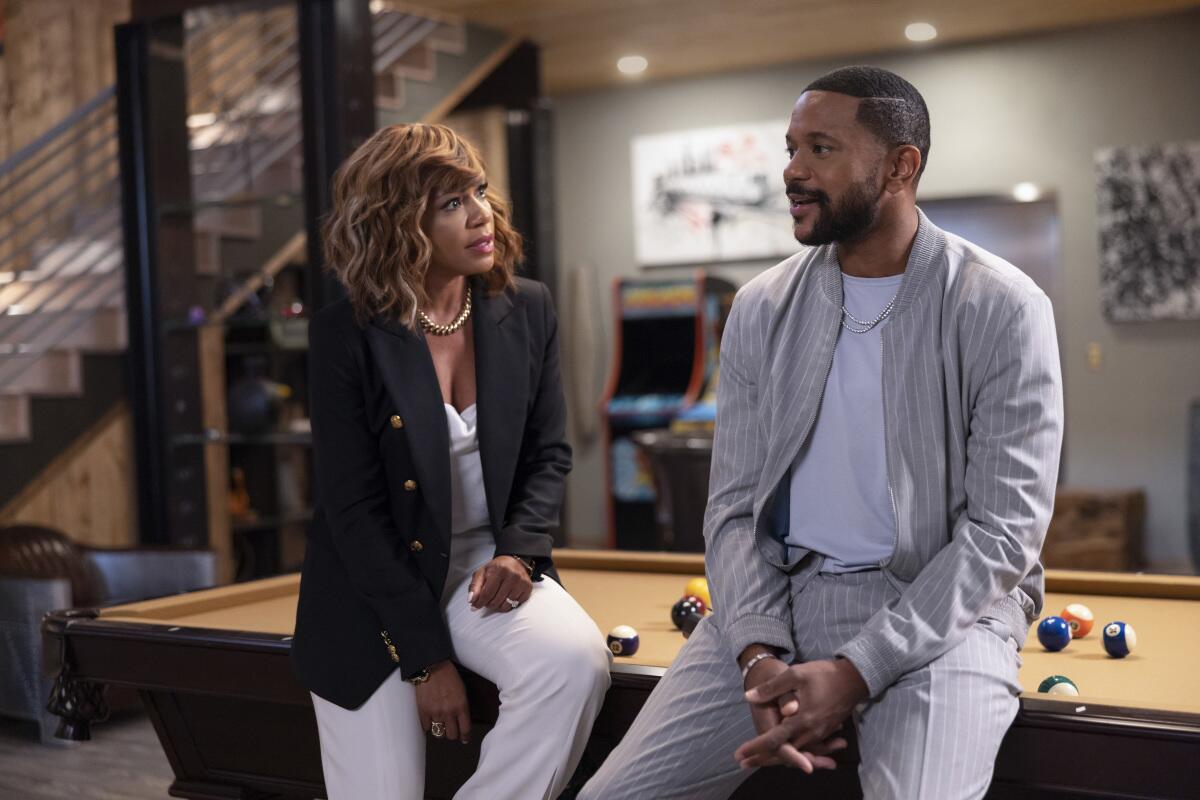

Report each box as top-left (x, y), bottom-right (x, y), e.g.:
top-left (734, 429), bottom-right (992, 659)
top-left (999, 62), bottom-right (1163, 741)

top-left (1102, 621), bottom-right (1137, 658)
top-left (607, 625), bottom-right (640, 657)
top-left (1037, 616), bottom-right (1072, 651)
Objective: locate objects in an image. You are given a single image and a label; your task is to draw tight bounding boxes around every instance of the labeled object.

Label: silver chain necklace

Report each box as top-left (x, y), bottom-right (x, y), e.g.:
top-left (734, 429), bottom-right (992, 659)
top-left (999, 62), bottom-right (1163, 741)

top-left (840, 292), bottom-right (898, 334)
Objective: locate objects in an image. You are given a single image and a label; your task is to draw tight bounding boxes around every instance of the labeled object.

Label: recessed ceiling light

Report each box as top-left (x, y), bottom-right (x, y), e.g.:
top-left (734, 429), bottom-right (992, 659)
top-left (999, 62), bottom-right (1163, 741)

top-left (369, 0), bottom-right (385, 13)
top-left (617, 55), bottom-right (648, 76)
top-left (1012, 182), bottom-right (1041, 202)
top-left (905, 22), bottom-right (938, 43)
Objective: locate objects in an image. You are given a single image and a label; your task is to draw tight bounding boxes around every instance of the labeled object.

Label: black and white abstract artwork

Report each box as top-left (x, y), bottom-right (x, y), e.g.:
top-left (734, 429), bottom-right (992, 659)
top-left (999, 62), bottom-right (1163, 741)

top-left (1096, 140), bottom-right (1200, 321)
top-left (631, 121), bottom-right (798, 265)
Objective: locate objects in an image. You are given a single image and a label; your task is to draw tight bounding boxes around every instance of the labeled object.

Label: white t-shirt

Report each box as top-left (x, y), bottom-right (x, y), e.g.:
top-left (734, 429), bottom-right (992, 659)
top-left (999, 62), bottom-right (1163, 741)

top-left (784, 272), bottom-right (902, 572)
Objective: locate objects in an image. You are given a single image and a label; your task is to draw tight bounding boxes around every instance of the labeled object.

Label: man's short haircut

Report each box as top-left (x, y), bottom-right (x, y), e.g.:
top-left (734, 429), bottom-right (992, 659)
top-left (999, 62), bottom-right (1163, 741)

top-left (803, 65), bottom-right (930, 182)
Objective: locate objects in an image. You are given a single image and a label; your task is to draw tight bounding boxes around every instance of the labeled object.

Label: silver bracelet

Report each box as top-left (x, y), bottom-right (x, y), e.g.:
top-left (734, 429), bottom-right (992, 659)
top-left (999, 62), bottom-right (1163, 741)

top-left (740, 651), bottom-right (780, 682)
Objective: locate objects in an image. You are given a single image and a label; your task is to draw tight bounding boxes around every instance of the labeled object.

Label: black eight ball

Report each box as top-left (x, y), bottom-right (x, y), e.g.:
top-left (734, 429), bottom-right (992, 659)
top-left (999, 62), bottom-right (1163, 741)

top-left (671, 597), bottom-right (704, 629)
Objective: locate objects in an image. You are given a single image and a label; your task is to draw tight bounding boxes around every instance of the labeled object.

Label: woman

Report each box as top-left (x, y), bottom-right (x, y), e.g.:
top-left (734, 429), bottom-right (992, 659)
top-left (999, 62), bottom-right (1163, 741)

top-left (291, 123), bottom-right (611, 800)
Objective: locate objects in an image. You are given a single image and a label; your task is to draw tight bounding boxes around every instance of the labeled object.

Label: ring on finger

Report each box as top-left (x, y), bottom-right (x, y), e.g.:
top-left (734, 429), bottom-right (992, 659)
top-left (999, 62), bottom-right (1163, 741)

top-left (430, 721), bottom-right (446, 738)
top-left (505, 597), bottom-right (520, 609)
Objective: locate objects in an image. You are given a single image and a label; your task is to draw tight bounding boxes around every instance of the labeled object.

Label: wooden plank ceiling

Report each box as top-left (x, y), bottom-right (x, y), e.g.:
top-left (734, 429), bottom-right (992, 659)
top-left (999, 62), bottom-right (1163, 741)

top-left (425, 0), bottom-right (1200, 93)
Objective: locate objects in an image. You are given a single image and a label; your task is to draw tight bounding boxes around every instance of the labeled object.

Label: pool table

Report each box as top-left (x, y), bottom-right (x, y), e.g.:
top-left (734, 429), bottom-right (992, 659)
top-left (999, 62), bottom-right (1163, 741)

top-left (43, 550), bottom-right (1200, 799)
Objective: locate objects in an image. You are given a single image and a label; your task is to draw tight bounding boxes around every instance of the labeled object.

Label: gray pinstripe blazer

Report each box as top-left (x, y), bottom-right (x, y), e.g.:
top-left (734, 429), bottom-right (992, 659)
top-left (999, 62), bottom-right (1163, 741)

top-left (703, 209), bottom-right (1064, 697)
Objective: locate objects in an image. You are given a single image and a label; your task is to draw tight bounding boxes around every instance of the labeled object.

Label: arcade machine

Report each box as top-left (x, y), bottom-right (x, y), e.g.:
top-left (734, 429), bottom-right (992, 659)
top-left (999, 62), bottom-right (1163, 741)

top-left (601, 273), bottom-right (735, 549)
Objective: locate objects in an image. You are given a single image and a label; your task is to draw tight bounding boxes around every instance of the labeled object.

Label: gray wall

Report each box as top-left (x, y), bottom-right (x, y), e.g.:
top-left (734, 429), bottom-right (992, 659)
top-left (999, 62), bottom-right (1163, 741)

top-left (550, 9), bottom-right (1200, 570)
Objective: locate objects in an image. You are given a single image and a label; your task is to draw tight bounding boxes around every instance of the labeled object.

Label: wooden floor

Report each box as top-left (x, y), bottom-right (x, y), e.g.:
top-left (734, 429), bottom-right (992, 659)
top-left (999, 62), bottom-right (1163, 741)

top-left (0, 713), bottom-right (173, 799)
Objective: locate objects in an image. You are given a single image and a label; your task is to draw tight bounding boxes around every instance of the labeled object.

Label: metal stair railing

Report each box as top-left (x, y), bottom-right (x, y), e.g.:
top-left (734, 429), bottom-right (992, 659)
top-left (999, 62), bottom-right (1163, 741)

top-left (373, 13), bottom-right (440, 73)
top-left (186, 5), bottom-right (449, 204)
top-left (0, 4), bottom-right (463, 397)
top-left (186, 8), bottom-right (289, 106)
top-left (185, 7), bottom-right (302, 202)
top-left (0, 86), bottom-right (122, 394)
top-left (0, 208), bottom-right (122, 326)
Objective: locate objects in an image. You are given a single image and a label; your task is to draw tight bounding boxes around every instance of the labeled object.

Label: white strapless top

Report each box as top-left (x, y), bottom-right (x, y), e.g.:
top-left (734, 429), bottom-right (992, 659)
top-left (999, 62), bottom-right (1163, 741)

top-left (445, 404), bottom-right (491, 535)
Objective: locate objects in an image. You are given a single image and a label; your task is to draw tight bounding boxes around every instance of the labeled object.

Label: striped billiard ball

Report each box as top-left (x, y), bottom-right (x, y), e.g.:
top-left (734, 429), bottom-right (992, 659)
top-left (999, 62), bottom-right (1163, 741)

top-left (607, 625), bottom-right (640, 657)
top-left (1102, 621), bottom-right (1137, 658)
top-left (1037, 675), bottom-right (1080, 696)
top-left (1060, 603), bottom-right (1094, 638)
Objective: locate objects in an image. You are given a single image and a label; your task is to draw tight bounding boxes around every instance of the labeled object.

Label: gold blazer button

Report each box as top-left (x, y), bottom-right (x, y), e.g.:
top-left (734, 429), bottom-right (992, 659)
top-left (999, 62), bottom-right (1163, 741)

top-left (403, 479), bottom-right (417, 491)
top-left (409, 540), bottom-right (424, 552)
top-left (389, 415), bottom-right (404, 429)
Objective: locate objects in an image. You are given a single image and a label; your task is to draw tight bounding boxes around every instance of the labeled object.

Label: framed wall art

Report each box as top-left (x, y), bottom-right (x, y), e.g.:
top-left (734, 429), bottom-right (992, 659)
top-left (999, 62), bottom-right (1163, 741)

top-left (631, 121), bottom-right (797, 266)
top-left (1096, 140), bottom-right (1200, 321)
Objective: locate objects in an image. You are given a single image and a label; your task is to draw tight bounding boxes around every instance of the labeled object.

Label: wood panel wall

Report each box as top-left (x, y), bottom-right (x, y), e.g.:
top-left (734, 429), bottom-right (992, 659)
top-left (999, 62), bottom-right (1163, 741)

top-left (0, 1), bottom-right (133, 546)
top-left (0, 0), bottom-right (130, 272)
top-left (443, 106), bottom-right (510, 200)
top-left (0, 405), bottom-right (137, 547)
top-left (0, 0), bottom-right (129, 161)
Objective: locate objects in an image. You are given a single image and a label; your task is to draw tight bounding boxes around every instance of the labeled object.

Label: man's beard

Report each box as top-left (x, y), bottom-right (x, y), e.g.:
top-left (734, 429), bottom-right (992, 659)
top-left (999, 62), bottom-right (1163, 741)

top-left (792, 173), bottom-right (881, 246)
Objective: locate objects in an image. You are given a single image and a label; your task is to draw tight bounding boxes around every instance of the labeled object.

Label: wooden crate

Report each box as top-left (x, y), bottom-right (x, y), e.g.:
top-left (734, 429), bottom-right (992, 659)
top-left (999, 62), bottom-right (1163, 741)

top-left (1043, 489), bottom-right (1145, 571)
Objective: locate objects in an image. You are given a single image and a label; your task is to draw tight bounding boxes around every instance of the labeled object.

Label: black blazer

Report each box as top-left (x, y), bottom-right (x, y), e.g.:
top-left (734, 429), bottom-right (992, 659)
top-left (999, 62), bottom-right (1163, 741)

top-left (291, 276), bottom-right (571, 709)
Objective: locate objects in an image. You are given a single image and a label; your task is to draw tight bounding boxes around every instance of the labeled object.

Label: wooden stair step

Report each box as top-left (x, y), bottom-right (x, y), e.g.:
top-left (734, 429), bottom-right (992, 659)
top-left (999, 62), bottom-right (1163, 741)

top-left (0, 350), bottom-right (83, 397)
top-left (375, 70), bottom-right (408, 111)
top-left (0, 270), bottom-right (123, 314)
top-left (0, 307), bottom-right (127, 352)
top-left (26, 233), bottom-right (123, 279)
top-left (0, 394), bottom-right (32, 443)
top-left (391, 41), bottom-right (435, 81)
top-left (426, 20), bottom-right (466, 55)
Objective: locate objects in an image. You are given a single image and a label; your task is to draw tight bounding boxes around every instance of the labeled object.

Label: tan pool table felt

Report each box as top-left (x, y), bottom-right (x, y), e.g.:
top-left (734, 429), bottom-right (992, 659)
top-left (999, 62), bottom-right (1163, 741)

top-left (99, 562), bottom-right (1200, 716)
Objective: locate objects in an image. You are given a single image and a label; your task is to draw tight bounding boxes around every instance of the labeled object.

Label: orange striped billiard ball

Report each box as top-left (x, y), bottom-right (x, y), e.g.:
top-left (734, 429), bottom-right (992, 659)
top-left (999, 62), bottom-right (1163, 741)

top-left (1060, 603), bottom-right (1094, 638)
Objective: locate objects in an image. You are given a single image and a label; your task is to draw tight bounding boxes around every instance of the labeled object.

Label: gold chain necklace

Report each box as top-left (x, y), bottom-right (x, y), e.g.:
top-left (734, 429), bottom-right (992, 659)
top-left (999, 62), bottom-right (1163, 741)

top-left (418, 285), bottom-right (472, 336)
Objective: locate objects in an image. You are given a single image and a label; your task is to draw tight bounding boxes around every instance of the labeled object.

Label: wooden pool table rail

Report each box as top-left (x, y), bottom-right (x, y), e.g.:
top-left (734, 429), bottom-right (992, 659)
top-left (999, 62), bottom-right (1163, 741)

top-left (554, 549), bottom-right (1200, 599)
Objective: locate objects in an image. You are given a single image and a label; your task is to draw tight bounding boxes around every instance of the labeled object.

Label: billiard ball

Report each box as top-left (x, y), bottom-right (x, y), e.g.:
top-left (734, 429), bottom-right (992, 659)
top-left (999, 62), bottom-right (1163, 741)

top-left (606, 625), bottom-right (640, 657)
top-left (671, 597), bottom-right (704, 629)
top-left (680, 610), bottom-right (704, 639)
top-left (1037, 616), bottom-right (1072, 651)
top-left (1060, 603), bottom-right (1094, 638)
top-left (682, 594), bottom-right (707, 615)
top-left (685, 577), bottom-right (711, 610)
top-left (1037, 675), bottom-right (1080, 696)
top-left (1102, 621), bottom-right (1137, 658)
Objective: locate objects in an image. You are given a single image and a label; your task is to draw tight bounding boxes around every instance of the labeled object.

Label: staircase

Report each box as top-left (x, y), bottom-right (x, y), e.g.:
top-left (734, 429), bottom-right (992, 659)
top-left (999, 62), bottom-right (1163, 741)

top-left (0, 1), bottom-right (505, 514)
top-left (0, 88), bottom-right (124, 446)
top-left (373, 4), bottom-right (468, 114)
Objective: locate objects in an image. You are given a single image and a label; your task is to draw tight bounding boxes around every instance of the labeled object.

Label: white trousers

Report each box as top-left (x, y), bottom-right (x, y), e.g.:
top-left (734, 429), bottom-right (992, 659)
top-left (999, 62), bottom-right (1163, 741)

top-left (311, 528), bottom-right (612, 800)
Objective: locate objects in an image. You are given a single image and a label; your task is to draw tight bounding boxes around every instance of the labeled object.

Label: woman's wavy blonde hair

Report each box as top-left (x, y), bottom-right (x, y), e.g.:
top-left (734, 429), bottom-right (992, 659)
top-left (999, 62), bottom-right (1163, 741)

top-left (323, 123), bottom-right (522, 328)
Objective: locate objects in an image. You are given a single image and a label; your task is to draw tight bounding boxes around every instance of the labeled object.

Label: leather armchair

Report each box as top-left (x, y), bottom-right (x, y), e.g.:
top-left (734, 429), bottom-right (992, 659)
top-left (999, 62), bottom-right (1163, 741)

top-left (0, 524), bottom-right (217, 742)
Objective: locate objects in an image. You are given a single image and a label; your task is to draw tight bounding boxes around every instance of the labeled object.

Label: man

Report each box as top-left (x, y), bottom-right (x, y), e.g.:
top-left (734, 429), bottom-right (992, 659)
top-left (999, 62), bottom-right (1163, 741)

top-left (579, 66), bottom-right (1063, 799)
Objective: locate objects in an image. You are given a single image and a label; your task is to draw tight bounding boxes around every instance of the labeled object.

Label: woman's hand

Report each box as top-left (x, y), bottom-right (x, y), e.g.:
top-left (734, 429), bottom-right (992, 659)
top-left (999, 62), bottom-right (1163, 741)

top-left (414, 660), bottom-right (471, 744)
top-left (468, 556), bottom-right (533, 612)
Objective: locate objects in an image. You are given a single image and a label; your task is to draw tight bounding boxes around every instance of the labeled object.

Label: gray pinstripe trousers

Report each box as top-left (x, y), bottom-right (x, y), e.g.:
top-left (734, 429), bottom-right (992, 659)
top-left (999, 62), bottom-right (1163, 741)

top-left (579, 565), bottom-right (1022, 800)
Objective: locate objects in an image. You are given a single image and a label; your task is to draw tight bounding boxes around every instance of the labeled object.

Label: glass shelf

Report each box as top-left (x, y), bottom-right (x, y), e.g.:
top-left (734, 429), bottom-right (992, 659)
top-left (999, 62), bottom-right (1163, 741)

top-left (232, 508), bottom-right (313, 533)
top-left (224, 341), bottom-right (309, 355)
top-left (162, 315), bottom-right (310, 334)
top-left (170, 430), bottom-right (312, 447)
top-left (158, 190), bottom-right (303, 216)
